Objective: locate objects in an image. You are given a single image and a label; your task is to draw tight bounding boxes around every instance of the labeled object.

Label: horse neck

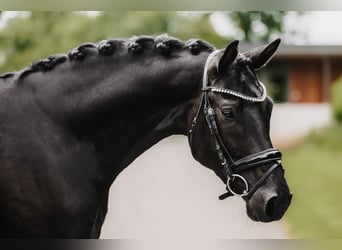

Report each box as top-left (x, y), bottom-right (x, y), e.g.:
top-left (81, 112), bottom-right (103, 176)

top-left (27, 50), bottom-right (209, 172)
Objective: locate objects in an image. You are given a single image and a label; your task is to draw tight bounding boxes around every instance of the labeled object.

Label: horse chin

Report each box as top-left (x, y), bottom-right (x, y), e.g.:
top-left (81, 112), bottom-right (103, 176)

top-left (245, 188), bottom-right (292, 223)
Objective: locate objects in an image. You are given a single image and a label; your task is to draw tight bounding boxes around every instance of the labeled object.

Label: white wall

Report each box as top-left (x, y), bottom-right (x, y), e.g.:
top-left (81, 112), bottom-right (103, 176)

top-left (270, 103), bottom-right (332, 144)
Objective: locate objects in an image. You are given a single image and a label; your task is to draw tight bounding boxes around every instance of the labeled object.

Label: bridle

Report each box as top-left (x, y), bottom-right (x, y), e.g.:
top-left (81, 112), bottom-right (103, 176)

top-left (188, 50), bottom-right (283, 200)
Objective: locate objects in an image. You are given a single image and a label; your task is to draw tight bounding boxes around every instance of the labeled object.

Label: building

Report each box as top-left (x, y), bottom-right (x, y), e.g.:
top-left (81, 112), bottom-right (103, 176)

top-left (243, 44), bottom-right (342, 103)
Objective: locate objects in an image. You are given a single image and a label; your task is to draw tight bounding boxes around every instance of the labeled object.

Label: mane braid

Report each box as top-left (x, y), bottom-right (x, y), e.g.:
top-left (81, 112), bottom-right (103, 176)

top-left (154, 34), bottom-right (184, 55)
top-left (98, 39), bottom-right (127, 56)
top-left (13, 35), bottom-right (215, 80)
top-left (18, 54), bottom-right (67, 80)
top-left (127, 36), bottom-right (155, 54)
top-left (236, 54), bottom-right (252, 66)
top-left (0, 72), bottom-right (15, 79)
top-left (185, 39), bottom-right (215, 55)
top-left (68, 43), bottom-right (98, 61)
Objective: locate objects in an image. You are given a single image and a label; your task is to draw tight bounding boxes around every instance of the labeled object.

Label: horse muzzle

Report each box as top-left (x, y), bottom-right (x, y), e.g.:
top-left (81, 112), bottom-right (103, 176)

top-left (219, 148), bottom-right (284, 200)
top-left (246, 182), bottom-right (293, 222)
top-left (217, 149), bottom-right (293, 222)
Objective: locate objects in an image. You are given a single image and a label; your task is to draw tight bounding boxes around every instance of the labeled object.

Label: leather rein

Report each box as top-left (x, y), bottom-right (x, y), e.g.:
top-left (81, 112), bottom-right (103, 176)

top-left (188, 50), bottom-right (283, 200)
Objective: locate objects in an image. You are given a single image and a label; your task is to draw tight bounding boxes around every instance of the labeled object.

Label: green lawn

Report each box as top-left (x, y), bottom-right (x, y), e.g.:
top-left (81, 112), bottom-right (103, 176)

top-left (282, 124), bottom-right (342, 238)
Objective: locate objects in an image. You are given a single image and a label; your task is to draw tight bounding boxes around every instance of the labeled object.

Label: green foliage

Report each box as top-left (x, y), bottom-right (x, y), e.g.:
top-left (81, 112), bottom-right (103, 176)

top-left (0, 12), bottom-right (93, 73)
top-left (0, 12), bottom-right (227, 74)
top-left (305, 124), bottom-right (342, 150)
top-left (0, 11), bottom-right (288, 75)
top-left (228, 11), bottom-right (286, 42)
top-left (331, 75), bottom-right (342, 123)
top-left (283, 124), bottom-right (342, 238)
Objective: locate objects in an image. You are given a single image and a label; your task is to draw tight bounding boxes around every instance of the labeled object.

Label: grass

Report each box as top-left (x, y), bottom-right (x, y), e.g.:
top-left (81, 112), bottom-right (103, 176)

top-left (282, 123), bottom-right (342, 238)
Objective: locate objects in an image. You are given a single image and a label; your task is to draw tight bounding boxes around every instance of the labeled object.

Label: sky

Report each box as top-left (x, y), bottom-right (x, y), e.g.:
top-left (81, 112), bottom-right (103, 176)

top-left (2, 11), bottom-right (342, 45)
top-left (283, 11), bottom-right (342, 45)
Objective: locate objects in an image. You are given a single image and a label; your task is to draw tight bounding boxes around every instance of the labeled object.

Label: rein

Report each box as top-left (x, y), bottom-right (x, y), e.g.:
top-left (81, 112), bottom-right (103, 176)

top-left (189, 50), bottom-right (283, 200)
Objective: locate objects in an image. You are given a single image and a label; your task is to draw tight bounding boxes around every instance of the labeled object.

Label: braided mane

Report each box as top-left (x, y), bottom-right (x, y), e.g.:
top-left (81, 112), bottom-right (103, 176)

top-left (0, 34), bottom-right (215, 80)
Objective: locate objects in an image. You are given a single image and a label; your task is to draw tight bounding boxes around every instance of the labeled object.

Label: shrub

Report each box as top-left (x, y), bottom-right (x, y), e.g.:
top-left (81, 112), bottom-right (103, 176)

top-left (331, 75), bottom-right (342, 123)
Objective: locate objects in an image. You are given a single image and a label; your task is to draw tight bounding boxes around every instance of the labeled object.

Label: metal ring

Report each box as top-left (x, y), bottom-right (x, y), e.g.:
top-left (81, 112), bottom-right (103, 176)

top-left (226, 174), bottom-right (249, 197)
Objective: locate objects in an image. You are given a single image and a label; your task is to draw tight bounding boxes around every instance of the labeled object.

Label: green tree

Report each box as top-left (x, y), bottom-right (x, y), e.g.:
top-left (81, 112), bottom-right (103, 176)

top-left (228, 11), bottom-right (286, 42)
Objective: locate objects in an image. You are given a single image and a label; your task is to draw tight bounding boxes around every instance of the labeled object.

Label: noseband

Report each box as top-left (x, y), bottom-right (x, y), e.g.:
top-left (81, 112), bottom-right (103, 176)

top-left (189, 50), bottom-right (282, 200)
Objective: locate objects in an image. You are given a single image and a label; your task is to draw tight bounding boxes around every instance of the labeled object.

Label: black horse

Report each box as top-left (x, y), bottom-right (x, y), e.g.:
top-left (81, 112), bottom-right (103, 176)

top-left (0, 35), bottom-right (292, 238)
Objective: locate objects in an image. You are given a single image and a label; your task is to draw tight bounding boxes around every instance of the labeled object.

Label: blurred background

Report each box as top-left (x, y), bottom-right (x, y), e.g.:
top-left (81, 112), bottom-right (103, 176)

top-left (1, 11), bottom-right (342, 238)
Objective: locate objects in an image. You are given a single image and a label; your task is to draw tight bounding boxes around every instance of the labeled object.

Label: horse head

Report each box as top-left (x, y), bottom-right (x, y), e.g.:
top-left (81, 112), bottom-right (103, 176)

top-left (188, 39), bottom-right (292, 222)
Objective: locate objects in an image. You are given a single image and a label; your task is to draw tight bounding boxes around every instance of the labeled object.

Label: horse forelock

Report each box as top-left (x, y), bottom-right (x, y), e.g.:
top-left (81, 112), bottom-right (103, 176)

top-left (11, 34), bottom-right (215, 81)
top-left (225, 58), bottom-right (264, 99)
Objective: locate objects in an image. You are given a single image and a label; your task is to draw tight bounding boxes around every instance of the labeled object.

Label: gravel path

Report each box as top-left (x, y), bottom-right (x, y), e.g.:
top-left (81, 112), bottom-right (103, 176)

top-left (100, 136), bottom-right (289, 239)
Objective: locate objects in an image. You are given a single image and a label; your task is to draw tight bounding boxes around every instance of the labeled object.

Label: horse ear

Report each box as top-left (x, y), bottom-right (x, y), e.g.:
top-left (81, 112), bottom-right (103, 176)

top-left (218, 40), bottom-right (239, 74)
top-left (243, 38), bottom-right (281, 70)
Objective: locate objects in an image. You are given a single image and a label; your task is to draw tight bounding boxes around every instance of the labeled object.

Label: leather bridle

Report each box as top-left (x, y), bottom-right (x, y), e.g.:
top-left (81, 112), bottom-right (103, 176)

top-left (188, 50), bottom-right (283, 200)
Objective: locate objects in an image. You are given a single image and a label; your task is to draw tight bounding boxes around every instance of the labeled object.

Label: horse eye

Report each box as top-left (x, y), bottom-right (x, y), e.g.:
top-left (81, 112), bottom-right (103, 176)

top-left (221, 108), bottom-right (235, 121)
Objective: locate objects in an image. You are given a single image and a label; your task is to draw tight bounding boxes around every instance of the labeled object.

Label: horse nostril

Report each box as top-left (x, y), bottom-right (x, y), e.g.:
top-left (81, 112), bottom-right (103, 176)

top-left (265, 196), bottom-right (278, 219)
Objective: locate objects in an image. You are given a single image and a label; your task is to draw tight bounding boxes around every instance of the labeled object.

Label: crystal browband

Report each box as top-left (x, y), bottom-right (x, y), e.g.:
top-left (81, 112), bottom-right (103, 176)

top-left (202, 84), bottom-right (267, 103)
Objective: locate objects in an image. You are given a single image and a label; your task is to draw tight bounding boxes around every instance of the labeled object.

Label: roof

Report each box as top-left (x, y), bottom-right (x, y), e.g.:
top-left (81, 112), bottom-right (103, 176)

top-left (240, 43), bottom-right (342, 57)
